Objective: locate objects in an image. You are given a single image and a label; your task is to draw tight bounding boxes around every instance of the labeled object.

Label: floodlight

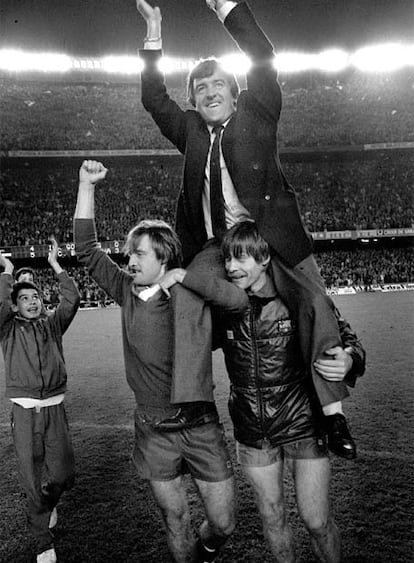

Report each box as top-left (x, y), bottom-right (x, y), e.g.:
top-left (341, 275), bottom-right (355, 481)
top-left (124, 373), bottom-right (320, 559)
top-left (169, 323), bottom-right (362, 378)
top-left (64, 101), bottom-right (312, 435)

top-left (275, 52), bottom-right (317, 72)
top-left (158, 56), bottom-right (193, 74)
top-left (317, 49), bottom-right (349, 72)
top-left (101, 55), bottom-right (143, 74)
top-left (219, 54), bottom-right (251, 75)
top-left (0, 49), bottom-right (71, 72)
top-left (351, 43), bottom-right (412, 71)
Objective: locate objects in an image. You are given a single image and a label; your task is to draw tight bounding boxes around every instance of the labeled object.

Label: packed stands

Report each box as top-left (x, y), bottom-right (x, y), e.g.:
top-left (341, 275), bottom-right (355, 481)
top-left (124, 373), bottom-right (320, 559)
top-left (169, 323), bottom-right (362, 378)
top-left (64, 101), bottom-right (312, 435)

top-left (1, 71), bottom-right (413, 150)
top-left (0, 69), bottom-right (413, 299)
top-left (1, 151), bottom-right (413, 247)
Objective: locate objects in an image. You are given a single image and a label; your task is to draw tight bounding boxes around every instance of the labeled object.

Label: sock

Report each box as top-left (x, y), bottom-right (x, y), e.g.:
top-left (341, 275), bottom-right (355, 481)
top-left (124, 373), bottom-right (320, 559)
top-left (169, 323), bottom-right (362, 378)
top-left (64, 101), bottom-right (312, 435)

top-left (322, 401), bottom-right (344, 416)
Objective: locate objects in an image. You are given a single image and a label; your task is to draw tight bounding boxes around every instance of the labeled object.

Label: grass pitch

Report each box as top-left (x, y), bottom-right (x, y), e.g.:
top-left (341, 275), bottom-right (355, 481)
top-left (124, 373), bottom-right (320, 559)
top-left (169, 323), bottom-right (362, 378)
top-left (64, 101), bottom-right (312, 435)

top-left (0, 291), bottom-right (413, 562)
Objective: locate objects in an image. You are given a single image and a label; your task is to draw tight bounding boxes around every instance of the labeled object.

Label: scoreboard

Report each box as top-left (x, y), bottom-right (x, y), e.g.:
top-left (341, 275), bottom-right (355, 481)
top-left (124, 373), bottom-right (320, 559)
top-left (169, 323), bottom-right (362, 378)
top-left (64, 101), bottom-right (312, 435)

top-left (0, 240), bottom-right (123, 259)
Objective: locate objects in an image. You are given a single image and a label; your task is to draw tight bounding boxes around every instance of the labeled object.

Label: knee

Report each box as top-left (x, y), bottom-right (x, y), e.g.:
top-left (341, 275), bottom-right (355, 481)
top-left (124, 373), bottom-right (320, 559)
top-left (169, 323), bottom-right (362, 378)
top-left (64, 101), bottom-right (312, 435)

top-left (260, 500), bottom-right (287, 531)
top-left (211, 507), bottom-right (236, 538)
top-left (165, 504), bottom-right (191, 534)
top-left (302, 511), bottom-right (331, 536)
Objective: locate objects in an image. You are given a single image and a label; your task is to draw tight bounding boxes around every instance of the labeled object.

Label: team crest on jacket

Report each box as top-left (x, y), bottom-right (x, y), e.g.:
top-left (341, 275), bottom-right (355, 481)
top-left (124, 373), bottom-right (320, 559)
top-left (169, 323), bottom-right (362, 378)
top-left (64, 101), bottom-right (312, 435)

top-left (277, 319), bottom-right (293, 334)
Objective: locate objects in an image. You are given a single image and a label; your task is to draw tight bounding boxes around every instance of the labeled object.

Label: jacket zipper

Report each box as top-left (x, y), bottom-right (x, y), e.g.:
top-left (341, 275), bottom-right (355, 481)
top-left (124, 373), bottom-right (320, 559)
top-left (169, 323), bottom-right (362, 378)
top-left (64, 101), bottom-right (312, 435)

top-left (32, 322), bottom-right (45, 397)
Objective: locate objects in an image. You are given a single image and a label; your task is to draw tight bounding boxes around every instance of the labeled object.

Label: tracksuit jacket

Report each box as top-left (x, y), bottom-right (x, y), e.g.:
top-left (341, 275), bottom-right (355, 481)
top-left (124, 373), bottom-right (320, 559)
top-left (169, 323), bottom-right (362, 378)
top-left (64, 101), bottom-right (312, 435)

top-left (0, 272), bottom-right (80, 399)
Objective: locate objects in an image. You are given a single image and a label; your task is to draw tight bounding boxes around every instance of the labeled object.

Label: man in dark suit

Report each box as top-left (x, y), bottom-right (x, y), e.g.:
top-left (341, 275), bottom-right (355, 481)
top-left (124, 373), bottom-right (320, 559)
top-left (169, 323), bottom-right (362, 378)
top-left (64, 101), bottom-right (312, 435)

top-left (137, 0), bottom-right (360, 460)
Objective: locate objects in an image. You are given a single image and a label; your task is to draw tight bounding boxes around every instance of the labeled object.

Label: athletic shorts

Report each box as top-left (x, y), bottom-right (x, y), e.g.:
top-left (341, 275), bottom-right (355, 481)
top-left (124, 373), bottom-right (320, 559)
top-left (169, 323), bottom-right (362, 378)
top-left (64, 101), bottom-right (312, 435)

top-left (236, 436), bottom-right (328, 467)
top-left (132, 409), bottom-right (233, 482)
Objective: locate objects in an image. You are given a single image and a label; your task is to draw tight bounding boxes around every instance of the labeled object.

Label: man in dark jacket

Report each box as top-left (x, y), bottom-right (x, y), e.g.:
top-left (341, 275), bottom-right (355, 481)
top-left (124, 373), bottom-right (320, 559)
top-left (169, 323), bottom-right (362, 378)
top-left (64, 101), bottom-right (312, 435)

top-left (0, 241), bottom-right (80, 563)
top-left (136, 0), bottom-right (357, 459)
top-left (157, 221), bottom-right (366, 562)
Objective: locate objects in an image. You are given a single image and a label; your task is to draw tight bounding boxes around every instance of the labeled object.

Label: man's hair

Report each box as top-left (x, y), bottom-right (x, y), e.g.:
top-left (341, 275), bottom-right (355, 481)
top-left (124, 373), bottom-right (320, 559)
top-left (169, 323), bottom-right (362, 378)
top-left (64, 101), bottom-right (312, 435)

top-left (222, 221), bottom-right (270, 263)
top-left (187, 57), bottom-right (240, 107)
top-left (122, 219), bottom-right (182, 269)
top-left (15, 267), bottom-right (35, 282)
top-left (11, 281), bottom-right (40, 305)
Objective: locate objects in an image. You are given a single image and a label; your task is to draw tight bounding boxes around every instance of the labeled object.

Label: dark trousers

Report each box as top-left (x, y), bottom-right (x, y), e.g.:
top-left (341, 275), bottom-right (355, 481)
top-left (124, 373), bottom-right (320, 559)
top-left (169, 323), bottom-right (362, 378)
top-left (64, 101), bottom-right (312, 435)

top-left (270, 254), bottom-right (349, 405)
top-left (11, 402), bottom-right (75, 554)
top-left (171, 243), bottom-right (348, 406)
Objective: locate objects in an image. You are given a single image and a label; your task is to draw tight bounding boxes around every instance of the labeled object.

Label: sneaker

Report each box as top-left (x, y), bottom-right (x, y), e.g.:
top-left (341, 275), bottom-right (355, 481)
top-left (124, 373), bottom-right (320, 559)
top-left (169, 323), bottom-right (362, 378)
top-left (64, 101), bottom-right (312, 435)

top-left (37, 547), bottom-right (57, 563)
top-left (49, 507), bottom-right (58, 529)
top-left (325, 413), bottom-right (356, 460)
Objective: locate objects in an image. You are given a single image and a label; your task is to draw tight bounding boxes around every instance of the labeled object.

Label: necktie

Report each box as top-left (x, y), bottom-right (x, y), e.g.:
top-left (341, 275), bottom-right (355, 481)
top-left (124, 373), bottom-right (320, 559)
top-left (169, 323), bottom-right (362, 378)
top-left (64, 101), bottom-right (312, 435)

top-left (210, 125), bottom-right (226, 239)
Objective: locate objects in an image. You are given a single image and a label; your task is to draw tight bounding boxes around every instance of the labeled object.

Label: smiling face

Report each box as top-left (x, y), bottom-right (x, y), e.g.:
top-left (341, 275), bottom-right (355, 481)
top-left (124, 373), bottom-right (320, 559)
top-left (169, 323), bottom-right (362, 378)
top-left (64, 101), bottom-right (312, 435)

top-left (193, 68), bottom-right (237, 126)
top-left (225, 252), bottom-right (270, 293)
top-left (12, 288), bottom-right (42, 319)
top-left (127, 234), bottom-right (166, 287)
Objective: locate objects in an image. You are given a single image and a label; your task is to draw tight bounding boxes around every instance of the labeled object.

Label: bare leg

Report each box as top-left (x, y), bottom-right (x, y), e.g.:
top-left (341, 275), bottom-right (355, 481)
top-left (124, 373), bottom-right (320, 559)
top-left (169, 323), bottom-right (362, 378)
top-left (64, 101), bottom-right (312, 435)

top-left (150, 477), bottom-right (195, 563)
top-left (289, 457), bottom-right (341, 563)
top-left (194, 476), bottom-right (236, 551)
top-left (242, 462), bottom-right (295, 562)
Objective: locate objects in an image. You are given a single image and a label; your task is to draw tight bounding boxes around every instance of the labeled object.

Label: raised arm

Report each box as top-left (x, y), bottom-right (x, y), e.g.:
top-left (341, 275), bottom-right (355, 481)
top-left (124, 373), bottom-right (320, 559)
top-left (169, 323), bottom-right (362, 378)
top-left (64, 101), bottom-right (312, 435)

top-left (74, 161), bottom-right (131, 306)
top-left (137, 0), bottom-right (188, 152)
top-left (209, 0), bottom-right (281, 122)
top-left (74, 160), bottom-right (108, 219)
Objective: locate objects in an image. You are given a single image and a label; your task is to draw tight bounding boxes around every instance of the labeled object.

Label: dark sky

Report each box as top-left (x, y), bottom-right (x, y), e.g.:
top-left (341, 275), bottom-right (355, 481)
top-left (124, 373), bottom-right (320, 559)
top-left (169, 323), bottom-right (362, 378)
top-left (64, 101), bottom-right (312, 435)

top-left (0, 0), bottom-right (413, 58)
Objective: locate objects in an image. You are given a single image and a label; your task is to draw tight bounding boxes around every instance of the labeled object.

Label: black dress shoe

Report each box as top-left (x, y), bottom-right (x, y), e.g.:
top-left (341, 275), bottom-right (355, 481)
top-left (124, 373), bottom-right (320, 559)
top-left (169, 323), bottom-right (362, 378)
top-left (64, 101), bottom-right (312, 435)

top-left (195, 538), bottom-right (220, 562)
top-left (325, 413), bottom-right (357, 460)
top-left (154, 402), bottom-right (219, 432)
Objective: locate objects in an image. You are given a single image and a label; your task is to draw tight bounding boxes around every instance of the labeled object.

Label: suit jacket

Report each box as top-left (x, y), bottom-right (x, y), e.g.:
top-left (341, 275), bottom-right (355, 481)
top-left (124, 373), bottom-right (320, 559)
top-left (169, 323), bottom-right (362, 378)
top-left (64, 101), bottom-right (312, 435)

top-left (140, 1), bottom-right (313, 267)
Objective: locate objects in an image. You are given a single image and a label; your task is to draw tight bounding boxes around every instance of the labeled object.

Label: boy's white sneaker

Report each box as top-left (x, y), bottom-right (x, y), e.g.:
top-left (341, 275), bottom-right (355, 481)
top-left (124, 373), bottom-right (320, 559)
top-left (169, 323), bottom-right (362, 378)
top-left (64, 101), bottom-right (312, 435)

top-left (49, 507), bottom-right (58, 529)
top-left (37, 547), bottom-right (57, 563)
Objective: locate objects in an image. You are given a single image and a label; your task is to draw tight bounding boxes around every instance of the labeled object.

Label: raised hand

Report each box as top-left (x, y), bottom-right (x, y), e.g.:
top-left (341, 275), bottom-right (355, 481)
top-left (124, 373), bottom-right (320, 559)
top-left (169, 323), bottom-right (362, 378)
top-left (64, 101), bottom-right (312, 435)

top-left (79, 160), bottom-right (108, 185)
top-left (206, 0), bottom-right (227, 12)
top-left (47, 236), bottom-right (59, 267)
top-left (136, 0), bottom-right (162, 38)
top-left (0, 252), bottom-right (14, 275)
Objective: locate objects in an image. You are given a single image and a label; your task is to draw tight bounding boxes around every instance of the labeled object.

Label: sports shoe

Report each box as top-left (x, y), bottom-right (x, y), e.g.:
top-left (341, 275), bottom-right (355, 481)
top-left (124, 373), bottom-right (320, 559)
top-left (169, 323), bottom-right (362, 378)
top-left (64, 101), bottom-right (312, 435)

top-left (325, 413), bottom-right (356, 459)
top-left (49, 507), bottom-right (58, 529)
top-left (37, 547), bottom-right (57, 563)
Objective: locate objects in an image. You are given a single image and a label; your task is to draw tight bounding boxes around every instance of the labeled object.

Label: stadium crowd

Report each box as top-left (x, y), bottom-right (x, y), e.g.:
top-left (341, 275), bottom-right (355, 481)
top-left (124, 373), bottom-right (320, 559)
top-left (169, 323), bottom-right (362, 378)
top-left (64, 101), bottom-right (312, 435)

top-left (1, 71), bottom-right (413, 150)
top-left (1, 151), bottom-right (413, 247)
top-left (0, 70), bottom-right (413, 298)
top-left (14, 244), bottom-right (413, 310)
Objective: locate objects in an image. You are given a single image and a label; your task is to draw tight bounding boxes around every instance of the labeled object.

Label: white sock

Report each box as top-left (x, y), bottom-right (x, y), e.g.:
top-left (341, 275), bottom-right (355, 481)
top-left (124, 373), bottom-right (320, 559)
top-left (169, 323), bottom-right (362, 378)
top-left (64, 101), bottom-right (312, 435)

top-left (322, 401), bottom-right (344, 416)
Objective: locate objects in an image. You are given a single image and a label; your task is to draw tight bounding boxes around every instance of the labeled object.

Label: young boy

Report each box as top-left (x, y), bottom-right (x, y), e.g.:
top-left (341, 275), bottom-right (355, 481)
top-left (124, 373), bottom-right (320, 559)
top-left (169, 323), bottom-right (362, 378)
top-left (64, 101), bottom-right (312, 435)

top-left (158, 221), bottom-right (366, 560)
top-left (0, 242), bottom-right (80, 563)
